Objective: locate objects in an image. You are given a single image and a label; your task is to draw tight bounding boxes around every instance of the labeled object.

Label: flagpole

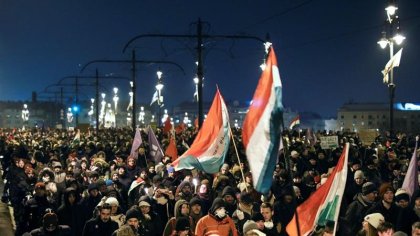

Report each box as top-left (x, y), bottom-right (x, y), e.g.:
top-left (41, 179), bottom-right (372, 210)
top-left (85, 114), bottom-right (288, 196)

top-left (282, 135), bottom-right (302, 236)
top-left (229, 126), bottom-right (248, 192)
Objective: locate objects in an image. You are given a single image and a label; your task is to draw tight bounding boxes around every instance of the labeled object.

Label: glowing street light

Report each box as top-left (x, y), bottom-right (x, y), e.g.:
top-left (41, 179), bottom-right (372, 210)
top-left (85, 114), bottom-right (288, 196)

top-left (377, 0), bottom-right (405, 134)
top-left (113, 87), bottom-right (119, 115)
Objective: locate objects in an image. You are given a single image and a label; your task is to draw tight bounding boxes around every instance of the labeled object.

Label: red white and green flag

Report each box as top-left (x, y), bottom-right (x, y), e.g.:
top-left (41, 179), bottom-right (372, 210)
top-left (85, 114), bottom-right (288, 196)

top-left (172, 88), bottom-right (230, 174)
top-left (286, 143), bottom-right (349, 236)
top-left (242, 46), bottom-right (283, 194)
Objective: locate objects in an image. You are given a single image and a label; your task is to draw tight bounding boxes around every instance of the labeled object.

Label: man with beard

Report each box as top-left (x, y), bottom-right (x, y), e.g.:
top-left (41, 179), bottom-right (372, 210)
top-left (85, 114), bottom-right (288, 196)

top-left (163, 199), bottom-right (194, 236)
top-left (195, 197), bottom-right (238, 236)
top-left (112, 208), bottom-right (142, 236)
top-left (175, 181), bottom-right (194, 202)
top-left (82, 203), bottom-right (119, 236)
top-left (189, 197), bottom-right (203, 233)
top-left (221, 186), bottom-right (238, 217)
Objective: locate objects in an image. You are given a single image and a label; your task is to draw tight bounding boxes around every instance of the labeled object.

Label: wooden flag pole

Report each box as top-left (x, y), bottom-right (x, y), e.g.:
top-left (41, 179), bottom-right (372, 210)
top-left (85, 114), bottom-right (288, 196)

top-left (229, 126), bottom-right (248, 193)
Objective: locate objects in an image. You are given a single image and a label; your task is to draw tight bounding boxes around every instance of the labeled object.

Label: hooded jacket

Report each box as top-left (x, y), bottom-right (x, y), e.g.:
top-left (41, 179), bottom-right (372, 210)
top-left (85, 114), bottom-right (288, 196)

top-left (57, 188), bottom-right (84, 236)
top-left (195, 198), bottom-right (238, 236)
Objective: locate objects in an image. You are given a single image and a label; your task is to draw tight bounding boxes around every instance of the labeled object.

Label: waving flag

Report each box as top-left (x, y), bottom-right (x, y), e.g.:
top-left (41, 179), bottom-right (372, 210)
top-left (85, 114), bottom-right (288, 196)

top-left (163, 116), bottom-right (172, 133)
top-left (289, 115), bottom-right (300, 129)
top-left (402, 136), bottom-right (419, 197)
top-left (286, 143), bottom-right (349, 236)
top-left (242, 47), bottom-right (283, 194)
top-left (382, 48), bottom-right (403, 84)
top-left (148, 126), bottom-right (164, 164)
top-left (130, 128), bottom-right (143, 159)
top-left (165, 136), bottom-right (178, 161)
top-left (172, 88), bottom-right (230, 174)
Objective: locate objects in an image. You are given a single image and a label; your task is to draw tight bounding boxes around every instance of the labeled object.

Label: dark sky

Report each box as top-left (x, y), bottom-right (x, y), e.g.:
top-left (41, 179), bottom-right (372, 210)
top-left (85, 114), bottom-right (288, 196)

top-left (0, 0), bottom-right (419, 117)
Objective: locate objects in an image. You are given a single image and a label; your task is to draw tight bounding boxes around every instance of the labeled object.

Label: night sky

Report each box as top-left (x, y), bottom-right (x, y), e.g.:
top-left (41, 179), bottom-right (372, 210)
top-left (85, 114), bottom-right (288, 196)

top-left (0, 0), bottom-right (419, 117)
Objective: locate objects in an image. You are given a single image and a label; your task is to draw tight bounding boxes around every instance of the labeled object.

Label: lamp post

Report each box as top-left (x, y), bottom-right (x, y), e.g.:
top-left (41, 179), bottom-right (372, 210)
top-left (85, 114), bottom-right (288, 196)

top-left (139, 106), bottom-right (145, 126)
top-left (155, 70), bottom-right (164, 126)
top-left (122, 19), bottom-right (268, 129)
top-left (80, 58), bottom-right (184, 133)
top-left (378, 0), bottom-right (405, 135)
top-left (22, 103), bottom-right (29, 129)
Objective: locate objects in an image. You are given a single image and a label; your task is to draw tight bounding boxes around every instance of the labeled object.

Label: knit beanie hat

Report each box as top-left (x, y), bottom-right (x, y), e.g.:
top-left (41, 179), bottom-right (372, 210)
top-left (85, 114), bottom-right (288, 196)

top-left (105, 197), bottom-right (119, 206)
top-left (395, 188), bottom-right (410, 202)
top-left (362, 182), bottom-right (377, 196)
top-left (354, 170), bottom-right (365, 180)
top-left (364, 213), bottom-right (384, 229)
top-left (379, 182), bottom-right (394, 198)
top-left (243, 220), bottom-right (265, 235)
top-left (125, 208), bottom-right (141, 220)
top-left (43, 212), bottom-right (58, 228)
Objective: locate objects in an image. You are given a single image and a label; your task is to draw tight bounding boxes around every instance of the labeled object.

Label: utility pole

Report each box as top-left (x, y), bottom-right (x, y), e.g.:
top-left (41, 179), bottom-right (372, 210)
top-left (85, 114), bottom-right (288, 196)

top-left (122, 18), bottom-right (268, 129)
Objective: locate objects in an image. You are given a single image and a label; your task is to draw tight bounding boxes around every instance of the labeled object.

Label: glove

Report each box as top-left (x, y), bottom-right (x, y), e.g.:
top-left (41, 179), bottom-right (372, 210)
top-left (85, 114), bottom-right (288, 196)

top-left (144, 213), bottom-right (151, 220)
top-left (235, 209), bottom-right (244, 220)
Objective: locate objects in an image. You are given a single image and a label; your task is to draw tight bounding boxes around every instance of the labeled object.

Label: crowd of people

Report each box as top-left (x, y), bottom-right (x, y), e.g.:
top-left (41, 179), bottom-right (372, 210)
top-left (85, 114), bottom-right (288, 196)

top-left (0, 127), bottom-right (420, 236)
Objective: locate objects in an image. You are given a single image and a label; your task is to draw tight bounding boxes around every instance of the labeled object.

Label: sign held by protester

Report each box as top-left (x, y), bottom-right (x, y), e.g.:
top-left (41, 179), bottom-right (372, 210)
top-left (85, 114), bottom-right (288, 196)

top-left (320, 136), bottom-right (338, 149)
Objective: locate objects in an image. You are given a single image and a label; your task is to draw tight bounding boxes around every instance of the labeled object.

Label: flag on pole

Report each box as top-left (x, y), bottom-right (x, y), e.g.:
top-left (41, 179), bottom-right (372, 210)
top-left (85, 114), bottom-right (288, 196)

top-left (172, 88), bottom-right (230, 174)
top-left (163, 116), bottom-right (172, 133)
top-left (402, 136), bottom-right (419, 197)
top-left (286, 143), bottom-right (349, 236)
top-left (130, 128), bottom-right (143, 159)
top-left (242, 46), bottom-right (283, 194)
top-left (165, 136), bottom-right (178, 161)
top-left (150, 90), bottom-right (159, 106)
top-left (289, 115), bottom-right (300, 129)
top-left (148, 126), bottom-right (164, 164)
top-left (382, 48), bottom-right (403, 84)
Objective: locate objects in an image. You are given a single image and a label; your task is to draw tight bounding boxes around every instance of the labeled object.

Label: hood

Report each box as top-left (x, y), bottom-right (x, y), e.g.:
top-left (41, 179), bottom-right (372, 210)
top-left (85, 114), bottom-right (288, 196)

top-left (63, 187), bottom-right (80, 206)
top-left (222, 186), bottom-right (236, 198)
top-left (174, 199), bottom-right (189, 218)
top-left (209, 197), bottom-right (226, 215)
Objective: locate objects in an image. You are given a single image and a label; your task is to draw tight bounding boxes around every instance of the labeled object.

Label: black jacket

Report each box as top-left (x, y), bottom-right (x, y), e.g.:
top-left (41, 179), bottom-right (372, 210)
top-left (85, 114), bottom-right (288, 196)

top-left (82, 217), bottom-right (119, 236)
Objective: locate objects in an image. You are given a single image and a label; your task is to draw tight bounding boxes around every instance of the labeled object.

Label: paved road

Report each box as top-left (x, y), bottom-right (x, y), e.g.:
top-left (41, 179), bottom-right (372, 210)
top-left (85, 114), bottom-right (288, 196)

top-left (0, 166), bottom-right (15, 236)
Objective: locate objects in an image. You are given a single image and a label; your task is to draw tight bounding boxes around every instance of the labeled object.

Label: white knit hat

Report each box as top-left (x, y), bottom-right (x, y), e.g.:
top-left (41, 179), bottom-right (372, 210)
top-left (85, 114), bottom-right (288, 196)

top-left (105, 197), bottom-right (119, 206)
top-left (364, 213), bottom-right (384, 229)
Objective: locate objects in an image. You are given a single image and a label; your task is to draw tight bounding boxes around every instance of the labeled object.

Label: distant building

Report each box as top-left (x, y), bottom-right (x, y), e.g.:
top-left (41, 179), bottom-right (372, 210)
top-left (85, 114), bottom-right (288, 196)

top-left (337, 102), bottom-right (420, 133)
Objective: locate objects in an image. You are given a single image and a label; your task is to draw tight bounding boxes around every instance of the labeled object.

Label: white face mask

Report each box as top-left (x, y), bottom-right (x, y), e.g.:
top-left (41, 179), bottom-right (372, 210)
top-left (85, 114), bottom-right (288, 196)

top-left (215, 208), bottom-right (226, 218)
top-left (264, 221), bottom-right (274, 229)
top-left (42, 176), bottom-right (50, 182)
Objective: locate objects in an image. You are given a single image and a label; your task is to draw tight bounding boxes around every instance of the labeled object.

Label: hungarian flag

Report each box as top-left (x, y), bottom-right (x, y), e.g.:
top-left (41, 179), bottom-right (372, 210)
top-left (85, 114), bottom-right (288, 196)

top-left (402, 136), bottom-right (419, 197)
top-left (242, 46), bottom-right (283, 194)
top-left (286, 143), bottom-right (349, 236)
top-left (130, 128), bottom-right (143, 159)
top-left (148, 126), bottom-right (164, 164)
top-left (289, 115), bottom-right (300, 129)
top-left (165, 136), bottom-right (178, 161)
top-left (172, 88), bottom-right (230, 174)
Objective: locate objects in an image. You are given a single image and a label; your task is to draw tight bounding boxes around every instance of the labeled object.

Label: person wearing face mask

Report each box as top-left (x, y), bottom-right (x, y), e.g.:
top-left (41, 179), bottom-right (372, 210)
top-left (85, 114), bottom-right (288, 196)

top-left (259, 202), bottom-right (280, 236)
top-left (195, 197), bottom-right (238, 236)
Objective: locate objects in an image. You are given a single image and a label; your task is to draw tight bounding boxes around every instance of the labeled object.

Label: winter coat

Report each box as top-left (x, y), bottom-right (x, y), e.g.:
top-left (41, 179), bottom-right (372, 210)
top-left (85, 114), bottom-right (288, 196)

top-left (56, 188), bottom-right (84, 236)
top-left (195, 214), bottom-right (238, 236)
top-left (22, 225), bottom-right (71, 236)
top-left (339, 193), bottom-right (374, 235)
top-left (82, 217), bottom-right (119, 236)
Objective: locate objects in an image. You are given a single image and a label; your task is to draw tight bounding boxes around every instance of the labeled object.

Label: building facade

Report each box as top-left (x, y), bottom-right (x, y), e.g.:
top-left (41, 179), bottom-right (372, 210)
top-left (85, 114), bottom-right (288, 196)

top-left (337, 102), bottom-right (420, 134)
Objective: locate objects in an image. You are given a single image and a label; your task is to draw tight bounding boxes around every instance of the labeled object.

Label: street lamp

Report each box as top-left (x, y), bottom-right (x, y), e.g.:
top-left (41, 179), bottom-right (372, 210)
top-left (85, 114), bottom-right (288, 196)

top-left (155, 70), bottom-right (164, 126)
top-left (22, 104), bottom-right (29, 129)
top-left (67, 107), bottom-right (73, 127)
top-left (378, 0), bottom-right (405, 135)
top-left (113, 87), bottom-right (119, 115)
top-left (139, 106), bottom-right (145, 125)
